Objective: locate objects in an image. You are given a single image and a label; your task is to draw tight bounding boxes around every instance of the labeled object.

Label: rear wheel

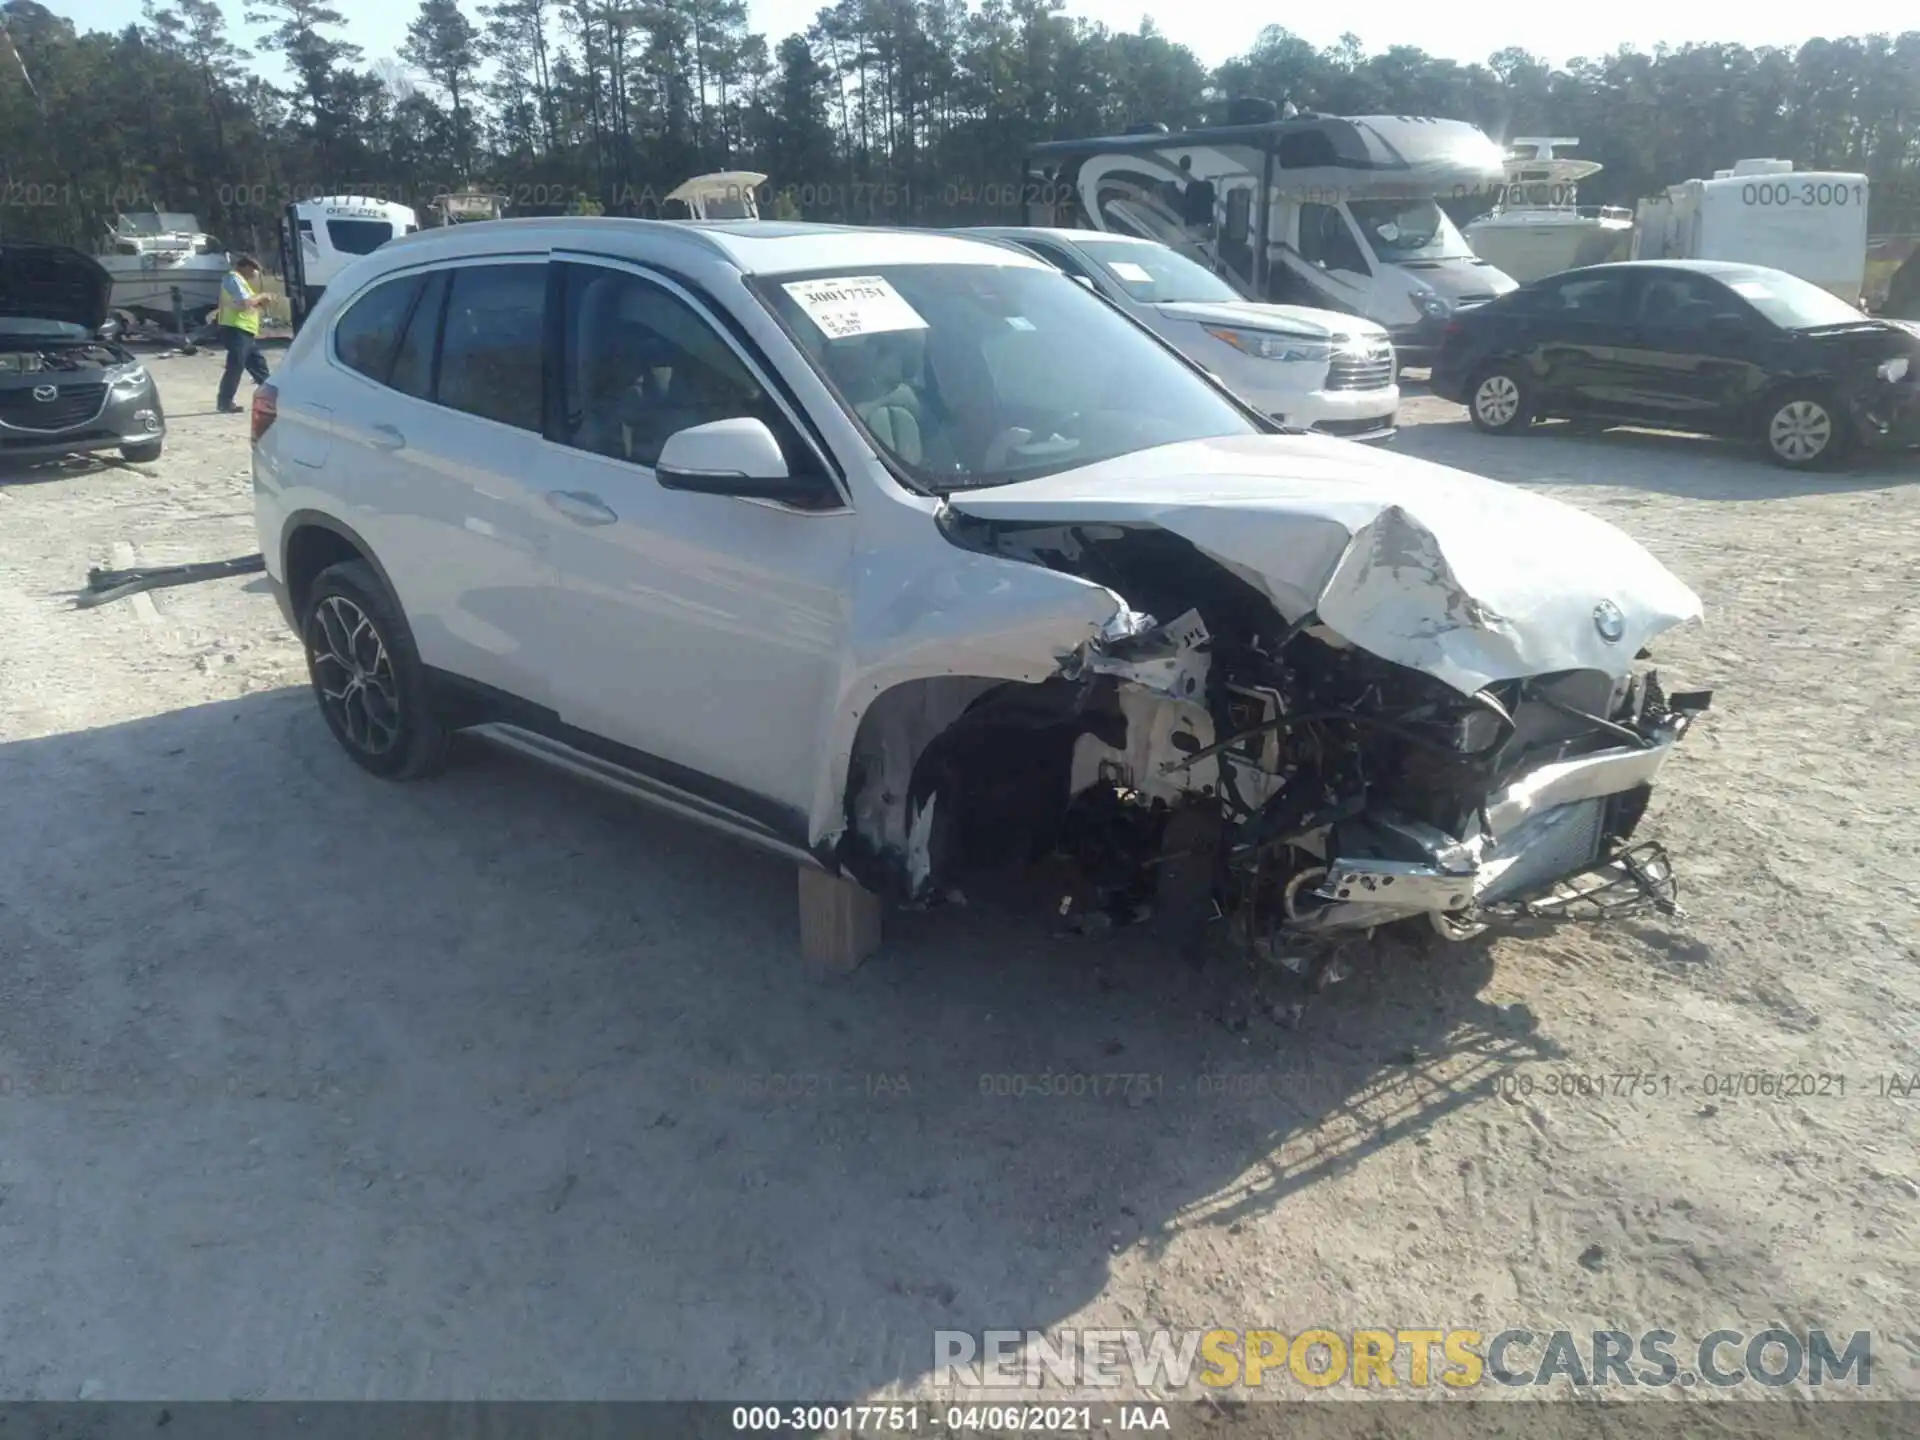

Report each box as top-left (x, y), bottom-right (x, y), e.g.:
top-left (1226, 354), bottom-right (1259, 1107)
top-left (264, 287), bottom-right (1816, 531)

top-left (1468, 365), bottom-right (1536, 435)
top-left (301, 559), bottom-right (451, 779)
top-left (1761, 389), bottom-right (1852, 470)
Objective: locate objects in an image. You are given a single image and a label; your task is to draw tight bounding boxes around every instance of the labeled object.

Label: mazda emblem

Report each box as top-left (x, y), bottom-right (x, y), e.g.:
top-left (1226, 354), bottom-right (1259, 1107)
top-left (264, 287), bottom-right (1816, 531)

top-left (32, 385), bottom-right (58, 402)
top-left (1592, 600), bottom-right (1626, 643)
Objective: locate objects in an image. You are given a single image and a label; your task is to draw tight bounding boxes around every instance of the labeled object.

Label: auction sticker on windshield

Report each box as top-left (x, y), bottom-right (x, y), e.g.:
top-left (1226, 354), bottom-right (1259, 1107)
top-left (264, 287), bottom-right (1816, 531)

top-left (1107, 261), bottom-right (1153, 283)
top-left (782, 276), bottom-right (928, 340)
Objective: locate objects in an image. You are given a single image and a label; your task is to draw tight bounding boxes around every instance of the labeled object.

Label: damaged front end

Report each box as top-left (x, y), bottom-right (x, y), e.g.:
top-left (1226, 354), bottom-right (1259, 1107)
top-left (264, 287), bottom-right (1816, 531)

top-left (835, 499), bottom-right (1710, 949)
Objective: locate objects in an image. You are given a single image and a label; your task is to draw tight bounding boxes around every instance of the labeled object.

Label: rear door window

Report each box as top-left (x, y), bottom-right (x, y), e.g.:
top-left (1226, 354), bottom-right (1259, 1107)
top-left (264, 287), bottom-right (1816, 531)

top-left (435, 263), bottom-right (547, 432)
top-left (332, 273), bottom-right (425, 384)
top-left (1534, 272), bottom-right (1631, 321)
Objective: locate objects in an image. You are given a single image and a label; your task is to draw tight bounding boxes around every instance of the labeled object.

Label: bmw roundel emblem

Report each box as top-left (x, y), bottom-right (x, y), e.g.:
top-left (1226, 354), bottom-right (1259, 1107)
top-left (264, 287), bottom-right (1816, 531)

top-left (1592, 600), bottom-right (1626, 643)
top-left (32, 384), bottom-right (58, 402)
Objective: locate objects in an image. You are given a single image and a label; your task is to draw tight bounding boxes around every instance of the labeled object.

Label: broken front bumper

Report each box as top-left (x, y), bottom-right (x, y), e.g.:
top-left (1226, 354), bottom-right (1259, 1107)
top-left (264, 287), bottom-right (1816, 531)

top-left (1291, 721), bottom-right (1692, 933)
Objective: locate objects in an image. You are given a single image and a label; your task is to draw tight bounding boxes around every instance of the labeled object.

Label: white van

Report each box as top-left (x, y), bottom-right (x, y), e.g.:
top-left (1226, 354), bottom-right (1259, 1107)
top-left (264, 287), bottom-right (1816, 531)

top-left (278, 197), bottom-right (420, 333)
top-left (970, 227), bottom-right (1397, 440)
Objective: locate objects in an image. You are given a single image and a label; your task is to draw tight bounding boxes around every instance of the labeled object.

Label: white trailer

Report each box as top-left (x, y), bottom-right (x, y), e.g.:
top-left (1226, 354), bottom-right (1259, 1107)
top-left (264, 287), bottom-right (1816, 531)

top-left (276, 197), bottom-right (421, 333)
top-left (1631, 160), bottom-right (1869, 303)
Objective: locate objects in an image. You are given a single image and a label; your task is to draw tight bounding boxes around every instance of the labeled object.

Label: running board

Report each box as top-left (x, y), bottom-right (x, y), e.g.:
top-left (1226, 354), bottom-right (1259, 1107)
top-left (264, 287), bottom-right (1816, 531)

top-left (465, 723), bottom-right (823, 870)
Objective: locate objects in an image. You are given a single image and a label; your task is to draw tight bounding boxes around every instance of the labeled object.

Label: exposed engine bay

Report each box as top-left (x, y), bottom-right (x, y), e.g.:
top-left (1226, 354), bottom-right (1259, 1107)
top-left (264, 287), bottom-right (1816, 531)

top-left (836, 517), bottom-right (1711, 953)
top-left (0, 337), bottom-right (134, 374)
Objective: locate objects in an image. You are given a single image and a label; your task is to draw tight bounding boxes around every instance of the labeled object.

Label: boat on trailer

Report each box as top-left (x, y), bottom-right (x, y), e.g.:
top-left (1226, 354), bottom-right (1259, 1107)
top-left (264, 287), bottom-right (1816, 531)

top-left (1462, 138), bottom-right (1634, 283)
top-left (95, 211), bottom-right (229, 327)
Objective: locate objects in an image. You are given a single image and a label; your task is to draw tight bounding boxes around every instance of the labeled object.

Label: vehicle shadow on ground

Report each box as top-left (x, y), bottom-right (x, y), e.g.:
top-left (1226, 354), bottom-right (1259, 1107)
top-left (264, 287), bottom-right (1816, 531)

top-left (1393, 415), bottom-right (1920, 499)
top-left (0, 690), bottom-right (1559, 1400)
top-left (0, 453), bottom-right (152, 486)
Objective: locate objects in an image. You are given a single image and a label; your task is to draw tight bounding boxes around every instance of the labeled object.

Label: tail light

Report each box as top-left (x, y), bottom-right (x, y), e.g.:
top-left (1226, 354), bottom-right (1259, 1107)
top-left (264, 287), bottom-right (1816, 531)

top-left (251, 381), bottom-right (278, 443)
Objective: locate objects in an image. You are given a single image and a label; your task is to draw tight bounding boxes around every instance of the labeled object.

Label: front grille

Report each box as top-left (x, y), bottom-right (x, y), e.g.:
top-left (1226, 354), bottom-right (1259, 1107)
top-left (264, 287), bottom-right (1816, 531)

top-left (1326, 342), bottom-right (1395, 392)
top-left (0, 383), bottom-right (109, 432)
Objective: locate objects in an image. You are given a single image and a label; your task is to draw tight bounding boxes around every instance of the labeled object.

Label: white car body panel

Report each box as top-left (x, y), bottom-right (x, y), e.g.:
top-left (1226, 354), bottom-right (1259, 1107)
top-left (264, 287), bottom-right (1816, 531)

top-left (943, 434), bottom-right (1703, 698)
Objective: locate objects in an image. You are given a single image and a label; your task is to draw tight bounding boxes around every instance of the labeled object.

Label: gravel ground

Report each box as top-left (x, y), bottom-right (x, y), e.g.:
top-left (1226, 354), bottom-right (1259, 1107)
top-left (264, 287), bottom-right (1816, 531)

top-left (1, 348), bottom-right (1916, 1415)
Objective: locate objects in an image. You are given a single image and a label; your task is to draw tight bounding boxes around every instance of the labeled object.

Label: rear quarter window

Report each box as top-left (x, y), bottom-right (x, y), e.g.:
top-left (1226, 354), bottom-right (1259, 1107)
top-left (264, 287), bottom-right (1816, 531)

top-left (333, 273), bottom-right (426, 384)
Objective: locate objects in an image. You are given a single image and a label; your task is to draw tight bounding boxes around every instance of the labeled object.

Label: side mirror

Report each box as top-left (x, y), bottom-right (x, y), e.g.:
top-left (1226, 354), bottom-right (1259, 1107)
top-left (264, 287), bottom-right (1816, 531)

top-left (97, 317), bottom-right (122, 341)
top-left (655, 416), bottom-right (820, 502)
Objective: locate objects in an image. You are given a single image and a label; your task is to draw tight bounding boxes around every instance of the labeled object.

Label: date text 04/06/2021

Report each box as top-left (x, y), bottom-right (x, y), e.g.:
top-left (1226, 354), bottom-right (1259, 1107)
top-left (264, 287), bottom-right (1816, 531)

top-left (730, 1404), bottom-right (1170, 1432)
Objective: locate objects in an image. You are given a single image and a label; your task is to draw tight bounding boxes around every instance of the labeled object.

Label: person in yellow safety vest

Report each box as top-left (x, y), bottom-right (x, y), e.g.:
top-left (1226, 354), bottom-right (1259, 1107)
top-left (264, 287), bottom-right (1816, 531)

top-left (215, 253), bottom-right (273, 414)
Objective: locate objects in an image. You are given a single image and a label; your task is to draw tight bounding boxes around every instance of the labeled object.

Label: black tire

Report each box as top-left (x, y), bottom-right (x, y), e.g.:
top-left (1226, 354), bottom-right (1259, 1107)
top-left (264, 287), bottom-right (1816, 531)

top-left (120, 440), bottom-right (163, 463)
top-left (1467, 364), bottom-right (1537, 435)
top-left (1759, 387), bottom-right (1853, 470)
top-left (301, 559), bottom-right (451, 780)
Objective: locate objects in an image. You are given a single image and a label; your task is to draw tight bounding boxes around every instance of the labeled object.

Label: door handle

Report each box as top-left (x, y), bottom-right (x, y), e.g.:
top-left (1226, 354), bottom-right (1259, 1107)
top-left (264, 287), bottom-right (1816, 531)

top-left (369, 423), bottom-right (405, 452)
top-left (545, 489), bottom-right (618, 526)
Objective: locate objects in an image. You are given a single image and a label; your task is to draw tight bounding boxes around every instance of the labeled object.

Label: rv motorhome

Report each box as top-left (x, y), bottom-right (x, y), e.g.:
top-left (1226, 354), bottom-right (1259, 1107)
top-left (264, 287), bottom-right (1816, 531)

top-left (1631, 160), bottom-right (1870, 304)
top-left (277, 196), bottom-right (421, 333)
top-left (1022, 114), bottom-right (1519, 363)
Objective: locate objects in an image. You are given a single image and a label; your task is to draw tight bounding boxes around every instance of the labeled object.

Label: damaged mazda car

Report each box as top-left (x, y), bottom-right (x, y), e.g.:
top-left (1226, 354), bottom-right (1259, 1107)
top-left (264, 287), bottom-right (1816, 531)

top-left (253, 220), bottom-right (1709, 959)
top-left (1, 241), bottom-right (165, 464)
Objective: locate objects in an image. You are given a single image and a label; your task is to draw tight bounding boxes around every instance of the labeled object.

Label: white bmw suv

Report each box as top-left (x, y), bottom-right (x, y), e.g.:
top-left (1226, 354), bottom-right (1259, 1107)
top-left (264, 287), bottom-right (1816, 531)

top-left (253, 218), bottom-right (1710, 964)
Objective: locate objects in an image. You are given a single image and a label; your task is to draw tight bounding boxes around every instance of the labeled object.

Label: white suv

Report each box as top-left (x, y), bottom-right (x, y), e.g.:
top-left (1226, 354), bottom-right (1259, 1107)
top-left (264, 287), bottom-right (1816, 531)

top-left (253, 218), bottom-right (1711, 960)
top-left (965, 228), bottom-right (1399, 442)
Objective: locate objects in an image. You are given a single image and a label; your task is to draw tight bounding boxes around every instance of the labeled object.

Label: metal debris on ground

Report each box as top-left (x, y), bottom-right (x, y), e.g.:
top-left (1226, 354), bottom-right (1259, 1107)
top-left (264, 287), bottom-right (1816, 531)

top-left (75, 553), bottom-right (265, 609)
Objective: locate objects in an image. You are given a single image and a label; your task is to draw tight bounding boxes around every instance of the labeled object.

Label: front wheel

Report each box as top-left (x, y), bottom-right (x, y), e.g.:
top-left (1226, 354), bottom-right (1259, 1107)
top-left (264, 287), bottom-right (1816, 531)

top-left (301, 559), bottom-right (451, 780)
top-left (1468, 365), bottom-right (1536, 435)
top-left (1762, 389), bottom-right (1852, 470)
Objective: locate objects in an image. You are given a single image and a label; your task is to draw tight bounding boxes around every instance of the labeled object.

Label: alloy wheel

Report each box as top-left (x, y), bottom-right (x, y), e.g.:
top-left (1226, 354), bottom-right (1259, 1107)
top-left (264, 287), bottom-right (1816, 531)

top-left (1768, 400), bottom-right (1832, 463)
top-left (308, 594), bottom-right (402, 756)
top-left (1475, 374), bottom-right (1521, 427)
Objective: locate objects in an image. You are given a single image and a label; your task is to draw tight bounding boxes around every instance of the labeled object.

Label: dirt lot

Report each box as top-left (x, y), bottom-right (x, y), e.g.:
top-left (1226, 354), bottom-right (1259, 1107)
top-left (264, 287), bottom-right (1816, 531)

top-left (1, 347), bottom-right (1917, 1411)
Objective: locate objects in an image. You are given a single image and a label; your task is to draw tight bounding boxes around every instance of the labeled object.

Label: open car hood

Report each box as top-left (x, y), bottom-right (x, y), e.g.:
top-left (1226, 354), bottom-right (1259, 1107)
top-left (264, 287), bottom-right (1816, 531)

top-left (942, 434), bottom-right (1703, 697)
top-left (0, 242), bottom-right (113, 332)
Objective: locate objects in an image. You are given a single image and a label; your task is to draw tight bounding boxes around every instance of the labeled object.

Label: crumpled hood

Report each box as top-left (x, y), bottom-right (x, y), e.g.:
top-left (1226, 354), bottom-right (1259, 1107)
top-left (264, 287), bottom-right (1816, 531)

top-left (1153, 300), bottom-right (1384, 341)
top-left (0, 242), bottom-right (112, 331)
top-left (943, 434), bottom-right (1702, 697)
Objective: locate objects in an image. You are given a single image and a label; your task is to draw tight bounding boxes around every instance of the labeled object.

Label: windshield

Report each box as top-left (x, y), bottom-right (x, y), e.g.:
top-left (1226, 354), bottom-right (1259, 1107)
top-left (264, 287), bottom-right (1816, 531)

top-left (1348, 199), bottom-right (1474, 260)
top-left (1074, 239), bottom-right (1243, 304)
top-left (117, 213), bottom-right (200, 235)
top-left (754, 262), bottom-right (1260, 491)
top-left (1720, 268), bottom-right (1872, 328)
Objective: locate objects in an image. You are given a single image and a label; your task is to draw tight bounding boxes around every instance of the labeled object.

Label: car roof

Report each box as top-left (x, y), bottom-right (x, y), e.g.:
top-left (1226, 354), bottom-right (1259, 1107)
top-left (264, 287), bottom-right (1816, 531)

top-left (1539, 259), bottom-right (1776, 281)
top-left (966, 226), bottom-right (1159, 247)
top-left (371, 217), bottom-right (1050, 276)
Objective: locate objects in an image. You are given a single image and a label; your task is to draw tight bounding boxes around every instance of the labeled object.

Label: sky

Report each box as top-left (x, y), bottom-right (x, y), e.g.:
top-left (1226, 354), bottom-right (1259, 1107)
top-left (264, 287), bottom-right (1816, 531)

top-left (40, 0), bottom-right (1908, 89)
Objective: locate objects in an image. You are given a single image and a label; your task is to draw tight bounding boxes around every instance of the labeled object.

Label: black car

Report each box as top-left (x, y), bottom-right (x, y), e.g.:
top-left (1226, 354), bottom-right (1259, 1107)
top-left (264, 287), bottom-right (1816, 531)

top-left (1430, 260), bottom-right (1920, 470)
top-left (1, 241), bottom-right (166, 465)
